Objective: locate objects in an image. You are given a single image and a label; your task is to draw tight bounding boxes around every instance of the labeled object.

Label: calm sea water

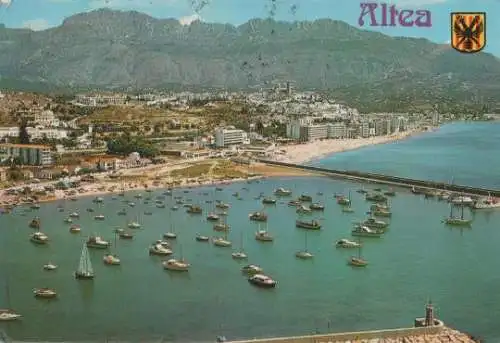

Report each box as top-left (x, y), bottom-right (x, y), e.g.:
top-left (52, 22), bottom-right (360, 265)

top-left (1, 122), bottom-right (499, 342)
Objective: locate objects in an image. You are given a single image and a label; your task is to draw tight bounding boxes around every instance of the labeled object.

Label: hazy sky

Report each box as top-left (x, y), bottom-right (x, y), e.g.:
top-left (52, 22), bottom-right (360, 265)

top-left (0, 0), bottom-right (498, 56)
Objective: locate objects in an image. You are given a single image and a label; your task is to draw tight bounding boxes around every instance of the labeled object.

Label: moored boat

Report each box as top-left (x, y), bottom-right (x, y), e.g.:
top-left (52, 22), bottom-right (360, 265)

top-left (361, 217), bottom-right (389, 229)
top-left (29, 217), bottom-right (41, 229)
top-left (207, 212), bottom-right (220, 221)
top-left (30, 231), bottom-right (49, 244)
top-left (241, 264), bottom-right (263, 275)
top-left (335, 239), bottom-right (361, 248)
top-left (473, 195), bottom-right (500, 209)
top-left (296, 205), bottom-right (312, 214)
top-left (86, 236), bottom-right (110, 249)
top-left (295, 219), bottom-right (321, 230)
top-left (298, 194), bottom-right (312, 202)
top-left (149, 243), bottom-right (173, 256)
top-left (262, 197), bottom-right (276, 205)
top-left (74, 243), bottom-right (94, 280)
top-left (195, 234), bottom-right (210, 242)
top-left (365, 193), bottom-right (387, 203)
top-left (94, 214), bottom-right (105, 220)
top-left (288, 200), bottom-right (301, 207)
top-left (118, 231), bottom-right (133, 239)
top-left (43, 263), bottom-right (58, 271)
top-left (310, 203), bottom-right (325, 211)
top-left (255, 229), bottom-right (273, 242)
top-left (351, 225), bottom-right (383, 238)
top-left (33, 288), bottom-right (57, 299)
top-left (249, 211), bottom-right (267, 222)
top-left (103, 254), bottom-right (121, 265)
top-left (274, 188), bottom-right (292, 196)
top-left (337, 196), bottom-right (350, 206)
top-left (128, 221), bottom-right (141, 229)
top-left (69, 224), bottom-right (81, 233)
top-left (0, 309), bottom-right (21, 321)
top-left (187, 205), bottom-right (203, 214)
top-left (163, 259), bottom-right (190, 271)
top-left (248, 274), bottom-right (276, 288)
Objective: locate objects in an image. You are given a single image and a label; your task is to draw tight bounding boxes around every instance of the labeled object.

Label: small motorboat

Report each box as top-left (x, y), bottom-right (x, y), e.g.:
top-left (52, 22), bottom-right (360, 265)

top-left (248, 274), bottom-right (277, 288)
top-left (94, 214), bottom-right (105, 220)
top-left (30, 232), bottom-right (49, 244)
top-left (93, 197), bottom-right (104, 203)
top-left (249, 211), bottom-right (267, 222)
top-left (207, 213), bottom-right (220, 221)
top-left (63, 217), bottom-right (73, 223)
top-left (163, 259), bottom-right (190, 272)
top-left (255, 230), bottom-right (273, 242)
top-left (0, 309), bottom-right (22, 321)
top-left (241, 264), bottom-right (263, 275)
top-left (155, 240), bottom-right (171, 248)
top-left (274, 188), bottom-right (292, 196)
top-left (287, 200), bottom-right (301, 207)
top-left (348, 256), bottom-right (368, 267)
top-left (296, 205), bottom-right (312, 214)
top-left (213, 237), bottom-right (232, 247)
top-left (128, 202), bottom-right (136, 207)
top-left (69, 224), bottom-right (81, 233)
top-left (87, 208), bottom-right (95, 212)
top-left (86, 236), bottom-right (110, 249)
top-left (33, 288), bottom-right (57, 299)
top-left (43, 263), bottom-right (58, 271)
top-left (310, 203), bottom-right (325, 211)
top-left (163, 232), bottom-right (177, 239)
top-left (295, 251), bottom-right (313, 259)
top-left (29, 217), bottom-right (41, 229)
top-left (128, 221), bottom-right (141, 229)
top-left (69, 212), bottom-right (79, 218)
top-left (335, 239), bottom-right (361, 248)
top-left (195, 234), bottom-right (210, 242)
top-left (103, 254), bottom-right (121, 265)
top-left (213, 223), bottom-right (230, 232)
top-left (117, 209), bottom-right (127, 215)
top-left (119, 231), bottom-right (133, 239)
top-left (231, 251), bottom-right (248, 260)
top-left (149, 243), bottom-right (173, 256)
top-left (262, 197), bottom-right (277, 205)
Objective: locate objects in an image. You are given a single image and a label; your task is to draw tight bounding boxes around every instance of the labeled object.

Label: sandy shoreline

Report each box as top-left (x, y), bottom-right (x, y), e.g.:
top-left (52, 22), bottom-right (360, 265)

top-left (276, 129), bottom-right (425, 164)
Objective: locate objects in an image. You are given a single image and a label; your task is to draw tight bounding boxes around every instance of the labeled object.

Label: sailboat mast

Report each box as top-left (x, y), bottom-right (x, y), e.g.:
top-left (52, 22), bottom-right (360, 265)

top-left (461, 199), bottom-right (464, 220)
top-left (304, 231), bottom-right (308, 252)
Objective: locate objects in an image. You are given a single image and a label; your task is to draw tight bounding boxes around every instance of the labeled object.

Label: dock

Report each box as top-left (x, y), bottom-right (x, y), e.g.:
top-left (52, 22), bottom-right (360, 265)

top-left (258, 159), bottom-right (500, 197)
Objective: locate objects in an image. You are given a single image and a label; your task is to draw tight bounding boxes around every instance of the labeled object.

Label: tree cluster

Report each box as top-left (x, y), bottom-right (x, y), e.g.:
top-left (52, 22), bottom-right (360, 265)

top-left (106, 133), bottom-right (159, 158)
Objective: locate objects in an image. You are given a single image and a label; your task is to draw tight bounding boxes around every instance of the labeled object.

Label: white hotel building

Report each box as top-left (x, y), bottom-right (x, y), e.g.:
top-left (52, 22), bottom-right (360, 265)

top-left (214, 127), bottom-right (249, 148)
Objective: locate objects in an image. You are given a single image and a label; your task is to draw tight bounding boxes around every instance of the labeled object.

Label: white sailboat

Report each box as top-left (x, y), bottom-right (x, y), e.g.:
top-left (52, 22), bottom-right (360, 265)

top-left (75, 243), bottom-right (94, 280)
top-left (0, 267), bottom-right (21, 321)
top-left (103, 233), bottom-right (121, 266)
top-left (295, 231), bottom-right (313, 259)
top-left (232, 232), bottom-right (248, 259)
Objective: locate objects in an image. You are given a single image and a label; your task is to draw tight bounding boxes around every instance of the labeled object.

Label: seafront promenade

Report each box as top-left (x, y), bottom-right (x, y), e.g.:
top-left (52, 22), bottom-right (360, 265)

top-left (258, 159), bottom-right (500, 197)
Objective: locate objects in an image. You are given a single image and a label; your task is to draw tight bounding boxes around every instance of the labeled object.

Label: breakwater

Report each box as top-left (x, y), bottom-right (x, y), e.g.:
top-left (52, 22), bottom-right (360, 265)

top-left (258, 159), bottom-right (500, 197)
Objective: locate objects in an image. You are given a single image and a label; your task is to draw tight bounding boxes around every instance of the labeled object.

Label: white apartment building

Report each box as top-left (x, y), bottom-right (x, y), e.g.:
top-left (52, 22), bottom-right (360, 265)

top-left (359, 120), bottom-right (370, 138)
top-left (214, 127), bottom-right (248, 147)
top-left (299, 124), bottom-right (328, 142)
top-left (75, 94), bottom-right (127, 106)
top-left (327, 123), bottom-right (347, 139)
top-left (0, 127), bottom-right (68, 140)
top-left (34, 110), bottom-right (60, 127)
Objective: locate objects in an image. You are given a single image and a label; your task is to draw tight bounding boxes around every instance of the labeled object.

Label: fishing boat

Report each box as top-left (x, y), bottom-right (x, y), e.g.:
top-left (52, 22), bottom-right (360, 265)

top-left (248, 274), bottom-right (277, 288)
top-left (288, 200), bottom-right (301, 207)
top-left (74, 243), bottom-right (94, 280)
top-left (213, 230), bottom-right (232, 247)
top-left (335, 239), bottom-right (361, 248)
top-left (348, 240), bottom-right (368, 267)
top-left (444, 202), bottom-right (472, 226)
top-left (187, 205), bottom-right (203, 214)
top-left (30, 231), bottom-right (49, 244)
top-left (86, 236), bottom-right (110, 249)
top-left (195, 234), bottom-right (210, 242)
top-left (149, 243), bottom-right (173, 256)
top-left (94, 214), bottom-right (105, 220)
top-left (249, 211), bottom-right (267, 222)
top-left (69, 224), bottom-right (81, 233)
top-left (310, 203), bottom-right (325, 211)
top-left (351, 225), bottom-right (383, 238)
top-left (29, 217), bottom-right (41, 229)
top-left (207, 212), bottom-right (220, 221)
top-left (274, 188), bottom-right (292, 196)
top-left (296, 205), bottom-right (312, 214)
top-left (33, 288), bottom-right (57, 299)
top-left (69, 212), bottom-right (79, 218)
top-left (117, 209), bottom-right (127, 215)
top-left (298, 194), bottom-right (312, 202)
top-left (262, 197), bottom-right (277, 205)
top-left (361, 217), bottom-right (389, 229)
top-left (295, 219), bottom-right (321, 230)
top-left (295, 231), bottom-right (313, 259)
top-left (43, 263), bottom-right (58, 271)
top-left (241, 264), bottom-right (263, 275)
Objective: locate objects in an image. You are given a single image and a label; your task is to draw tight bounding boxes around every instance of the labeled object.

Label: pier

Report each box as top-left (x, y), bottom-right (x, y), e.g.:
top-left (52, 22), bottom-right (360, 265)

top-left (227, 303), bottom-right (477, 343)
top-left (258, 159), bottom-right (500, 197)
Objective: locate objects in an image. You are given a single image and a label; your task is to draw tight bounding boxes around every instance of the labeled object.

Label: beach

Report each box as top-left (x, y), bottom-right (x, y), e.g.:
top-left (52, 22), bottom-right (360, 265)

top-left (276, 129), bottom-right (423, 164)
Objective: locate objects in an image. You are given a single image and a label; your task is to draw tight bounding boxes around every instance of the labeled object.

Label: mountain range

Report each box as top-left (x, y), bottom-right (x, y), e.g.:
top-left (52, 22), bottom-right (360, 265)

top-left (0, 9), bottom-right (499, 111)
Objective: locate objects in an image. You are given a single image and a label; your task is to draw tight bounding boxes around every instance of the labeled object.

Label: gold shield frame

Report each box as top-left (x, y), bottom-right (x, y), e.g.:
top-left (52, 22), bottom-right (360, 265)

top-left (450, 12), bottom-right (486, 54)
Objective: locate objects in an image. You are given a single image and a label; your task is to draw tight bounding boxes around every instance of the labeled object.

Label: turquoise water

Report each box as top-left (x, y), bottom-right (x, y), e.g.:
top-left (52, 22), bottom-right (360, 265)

top-left (1, 122), bottom-right (499, 342)
top-left (311, 122), bottom-right (500, 189)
